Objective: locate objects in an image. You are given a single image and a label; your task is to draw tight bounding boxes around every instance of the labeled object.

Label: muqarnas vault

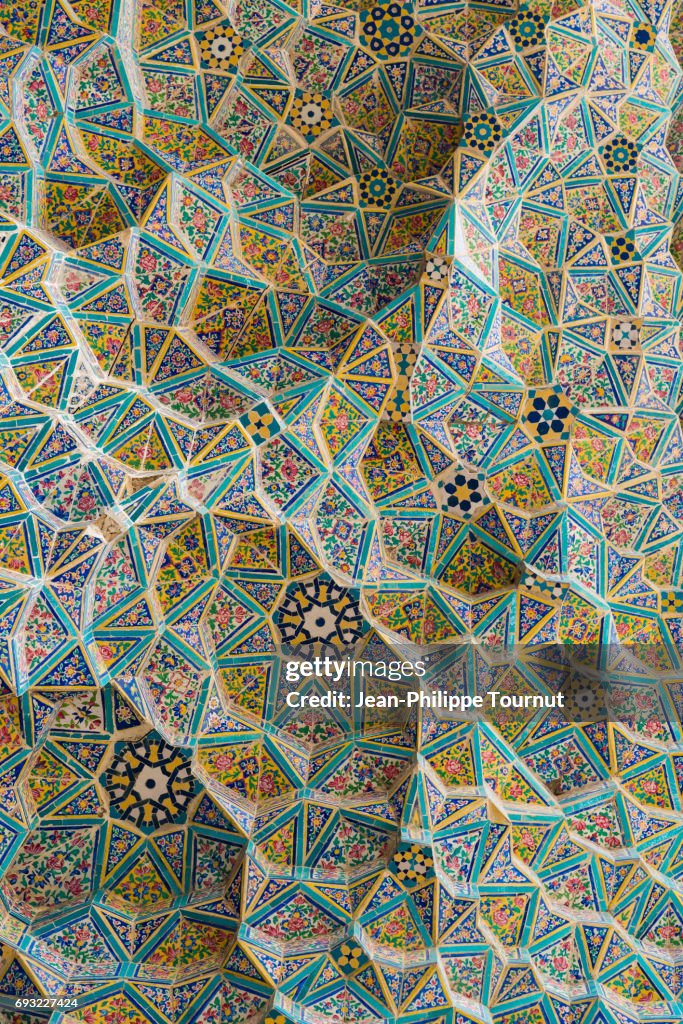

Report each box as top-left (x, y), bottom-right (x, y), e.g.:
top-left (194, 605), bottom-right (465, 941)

top-left (0, 0), bottom-right (680, 1021)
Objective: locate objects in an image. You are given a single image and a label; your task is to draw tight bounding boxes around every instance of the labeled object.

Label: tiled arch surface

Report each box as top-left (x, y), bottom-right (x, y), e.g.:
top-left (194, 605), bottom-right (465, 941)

top-left (0, 0), bottom-right (681, 1020)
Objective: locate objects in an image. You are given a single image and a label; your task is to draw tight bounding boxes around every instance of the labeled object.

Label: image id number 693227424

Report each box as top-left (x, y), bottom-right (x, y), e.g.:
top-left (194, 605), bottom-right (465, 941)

top-left (15, 999), bottom-right (79, 1009)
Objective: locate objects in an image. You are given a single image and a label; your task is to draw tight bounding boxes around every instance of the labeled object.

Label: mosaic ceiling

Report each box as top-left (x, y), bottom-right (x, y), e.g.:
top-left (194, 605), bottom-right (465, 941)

top-left (0, 0), bottom-right (681, 1018)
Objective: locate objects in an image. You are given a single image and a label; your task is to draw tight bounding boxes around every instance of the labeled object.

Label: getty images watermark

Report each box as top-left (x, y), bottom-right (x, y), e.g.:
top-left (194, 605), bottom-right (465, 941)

top-left (283, 655), bottom-right (565, 711)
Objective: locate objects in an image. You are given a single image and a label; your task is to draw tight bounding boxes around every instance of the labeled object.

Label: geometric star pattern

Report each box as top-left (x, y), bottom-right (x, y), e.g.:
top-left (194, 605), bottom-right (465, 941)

top-left (0, 0), bottom-right (680, 1018)
top-left (102, 735), bottom-right (196, 831)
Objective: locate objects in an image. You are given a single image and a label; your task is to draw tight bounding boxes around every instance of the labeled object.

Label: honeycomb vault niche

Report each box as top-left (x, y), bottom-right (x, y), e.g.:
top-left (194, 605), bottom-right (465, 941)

top-left (0, 0), bottom-right (681, 1019)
